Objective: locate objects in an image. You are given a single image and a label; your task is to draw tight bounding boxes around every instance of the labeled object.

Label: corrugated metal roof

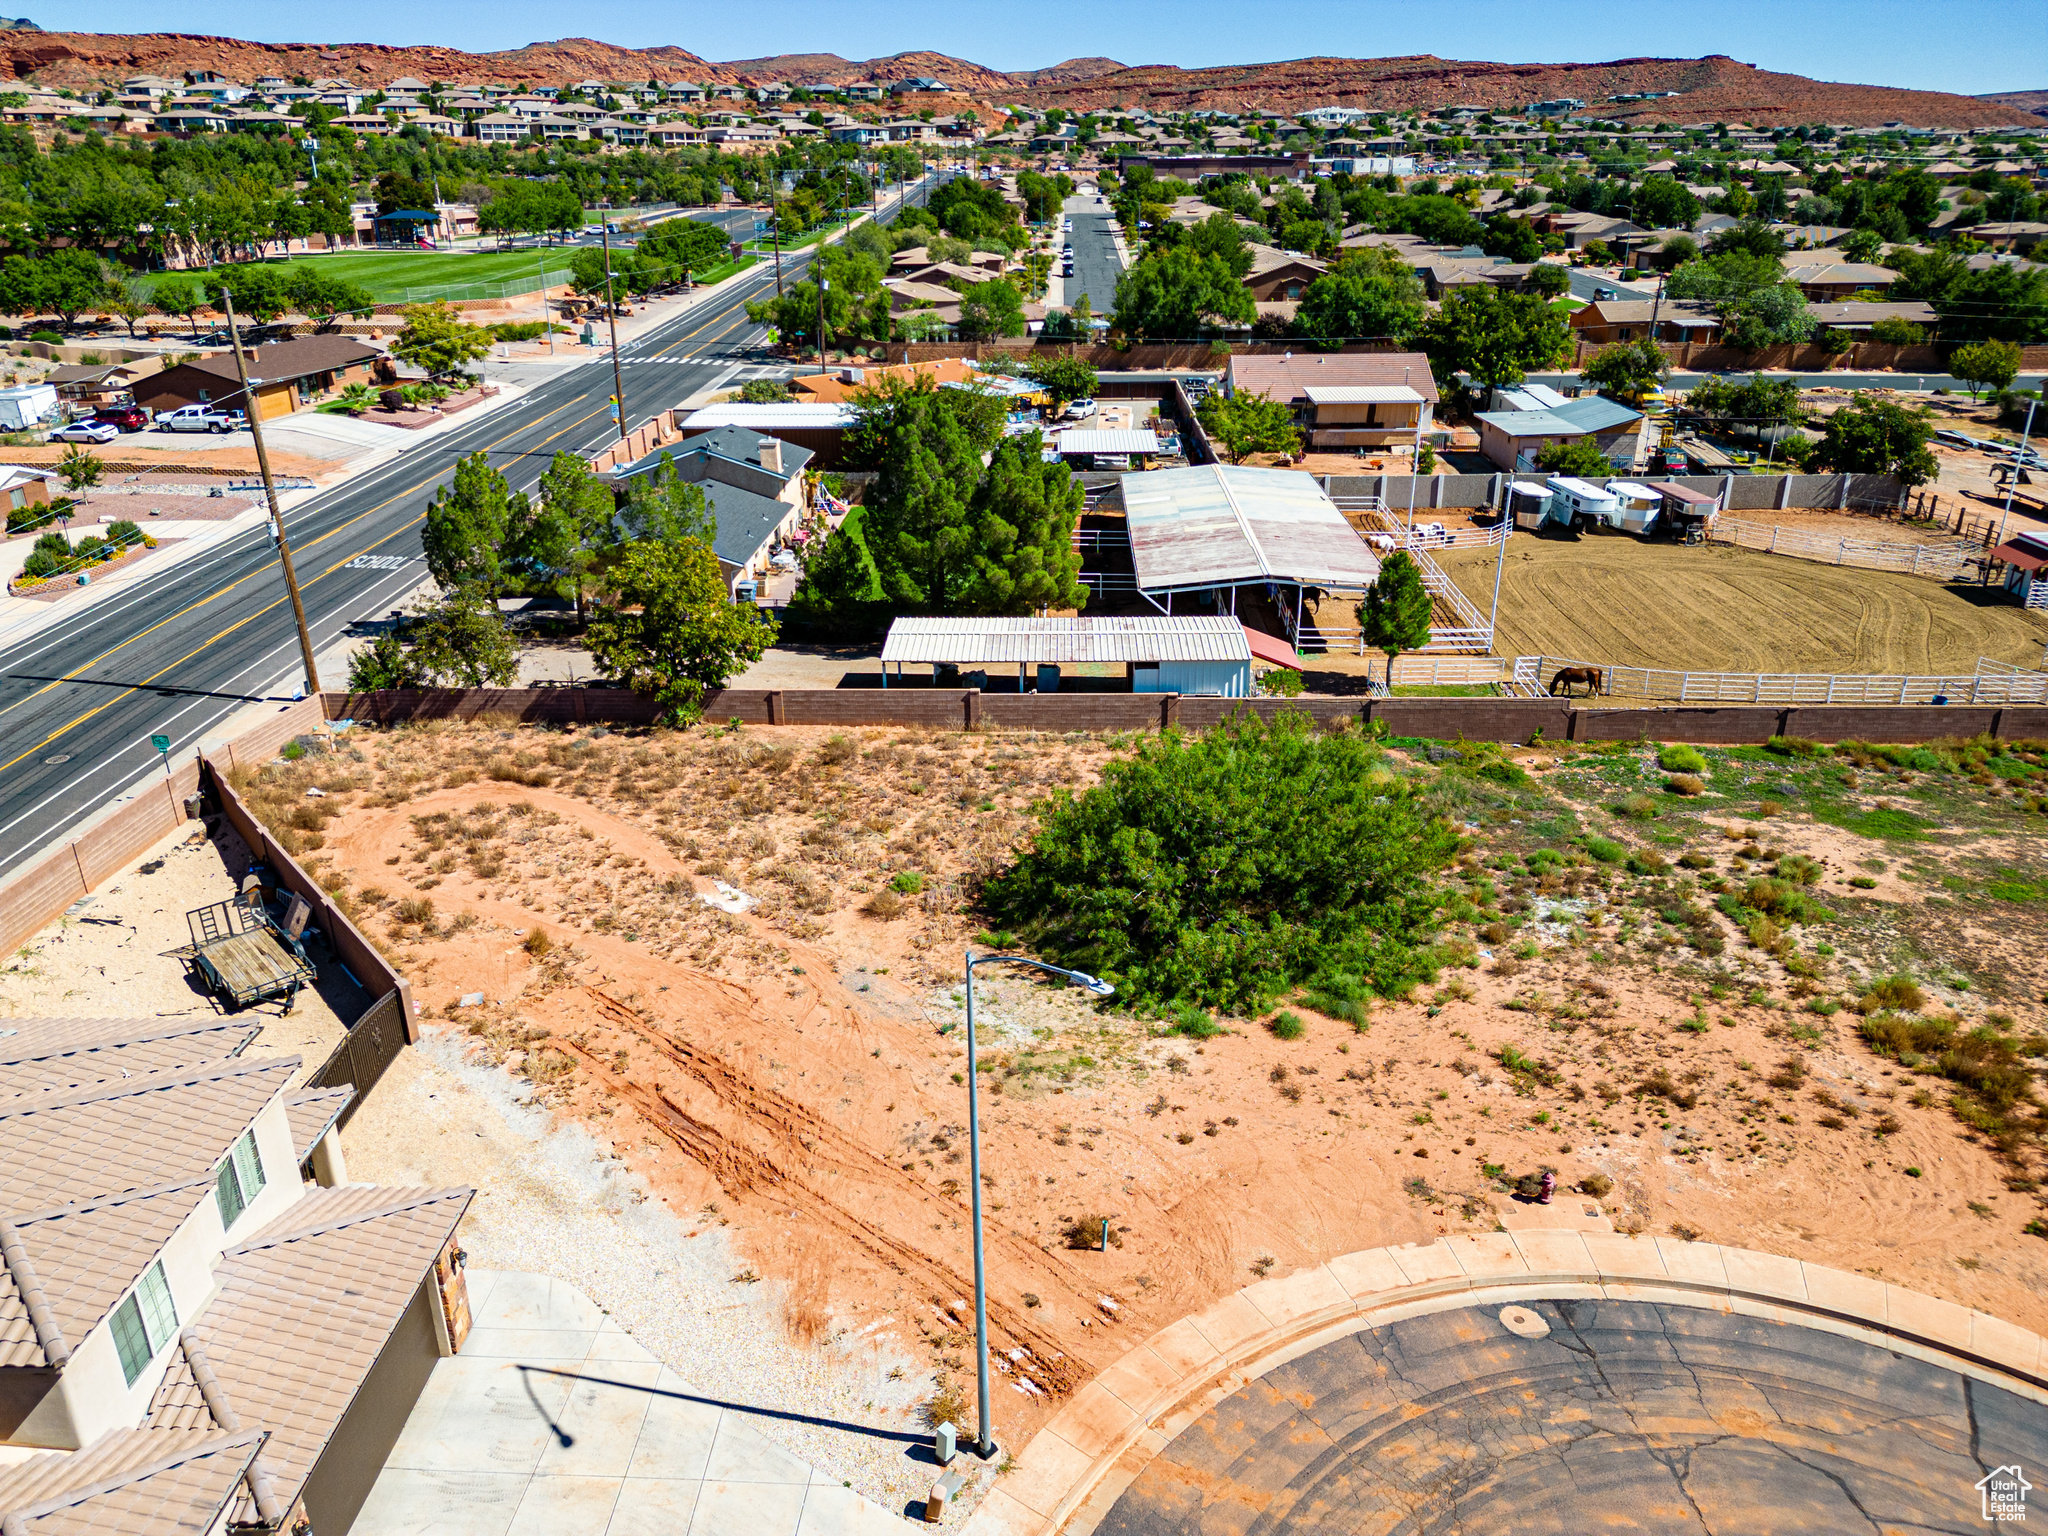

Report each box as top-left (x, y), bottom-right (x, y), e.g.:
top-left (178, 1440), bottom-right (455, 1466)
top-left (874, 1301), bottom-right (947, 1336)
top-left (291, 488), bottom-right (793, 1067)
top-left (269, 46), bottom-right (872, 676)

top-left (1056, 429), bottom-right (1160, 454)
top-left (680, 404), bottom-right (855, 429)
top-left (881, 616), bottom-right (1252, 666)
top-left (1122, 465), bottom-right (1382, 592)
top-left (1476, 396), bottom-right (1642, 437)
top-left (1301, 385), bottom-right (1423, 404)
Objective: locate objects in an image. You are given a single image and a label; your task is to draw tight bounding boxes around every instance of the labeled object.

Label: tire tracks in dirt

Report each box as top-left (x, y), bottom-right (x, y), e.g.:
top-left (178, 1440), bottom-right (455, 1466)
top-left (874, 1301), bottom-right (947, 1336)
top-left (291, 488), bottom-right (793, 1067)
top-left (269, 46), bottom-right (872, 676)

top-left (547, 983), bottom-right (1100, 1397)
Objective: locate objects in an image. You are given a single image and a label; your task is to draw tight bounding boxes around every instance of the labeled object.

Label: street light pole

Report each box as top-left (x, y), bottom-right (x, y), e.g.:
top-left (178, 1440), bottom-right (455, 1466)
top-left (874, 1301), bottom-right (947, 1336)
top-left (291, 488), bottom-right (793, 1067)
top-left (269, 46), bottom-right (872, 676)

top-left (960, 952), bottom-right (1113, 1461)
top-left (816, 277), bottom-right (829, 378)
top-left (599, 211), bottom-right (627, 442)
top-left (221, 291), bottom-right (320, 698)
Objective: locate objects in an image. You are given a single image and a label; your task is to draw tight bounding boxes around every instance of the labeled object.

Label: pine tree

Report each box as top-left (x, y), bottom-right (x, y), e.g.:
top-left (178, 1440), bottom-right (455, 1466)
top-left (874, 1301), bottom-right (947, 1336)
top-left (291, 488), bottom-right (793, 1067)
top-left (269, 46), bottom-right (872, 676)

top-left (422, 453), bottom-right (526, 593)
top-left (966, 434), bottom-right (1087, 615)
top-left (1358, 550), bottom-right (1435, 674)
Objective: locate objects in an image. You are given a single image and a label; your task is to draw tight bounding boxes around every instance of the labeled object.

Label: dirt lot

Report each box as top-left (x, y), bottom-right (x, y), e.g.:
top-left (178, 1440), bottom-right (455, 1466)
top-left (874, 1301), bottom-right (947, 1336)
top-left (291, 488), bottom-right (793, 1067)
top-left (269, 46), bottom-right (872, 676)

top-left (213, 717), bottom-right (2048, 1488)
top-left (1437, 535), bottom-right (2048, 674)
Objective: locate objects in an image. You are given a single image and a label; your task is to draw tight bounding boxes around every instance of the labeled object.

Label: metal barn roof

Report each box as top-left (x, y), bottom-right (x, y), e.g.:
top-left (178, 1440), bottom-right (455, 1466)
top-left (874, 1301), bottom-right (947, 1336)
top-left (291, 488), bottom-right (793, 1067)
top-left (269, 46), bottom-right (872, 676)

top-left (1055, 429), bottom-right (1161, 455)
top-left (1301, 385), bottom-right (1424, 404)
top-left (1121, 464), bottom-right (1382, 592)
top-left (881, 616), bottom-right (1254, 666)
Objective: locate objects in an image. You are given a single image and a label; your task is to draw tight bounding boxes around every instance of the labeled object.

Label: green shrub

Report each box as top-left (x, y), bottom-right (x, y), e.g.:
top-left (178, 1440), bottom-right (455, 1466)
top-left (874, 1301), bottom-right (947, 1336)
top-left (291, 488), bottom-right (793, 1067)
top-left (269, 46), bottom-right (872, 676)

top-left (1613, 792), bottom-right (1658, 820)
top-left (1583, 836), bottom-right (1626, 864)
top-left (1165, 1003), bottom-right (1225, 1038)
top-left (1766, 735), bottom-right (1824, 759)
top-left (890, 871), bottom-right (925, 894)
top-left (1858, 973), bottom-right (1924, 1012)
top-left (1267, 1010), bottom-right (1305, 1040)
top-left (105, 519), bottom-right (143, 546)
top-left (1657, 743), bottom-right (1708, 773)
top-left (984, 713), bottom-right (1456, 1013)
top-left (1626, 849), bottom-right (1668, 876)
top-left (1774, 854), bottom-right (1823, 886)
top-left (1260, 667), bottom-right (1304, 697)
top-left (29, 329), bottom-right (61, 344)
top-left (1740, 878), bottom-right (1832, 925)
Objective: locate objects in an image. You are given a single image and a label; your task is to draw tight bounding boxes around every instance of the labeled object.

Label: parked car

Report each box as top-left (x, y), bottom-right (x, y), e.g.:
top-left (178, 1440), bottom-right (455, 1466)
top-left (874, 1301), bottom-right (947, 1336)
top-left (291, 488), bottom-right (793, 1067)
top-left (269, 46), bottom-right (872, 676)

top-left (156, 403), bottom-right (245, 434)
top-left (89, 405), bottom-right (149, 433)
top-left (50, 419), bottom-right (119, 445)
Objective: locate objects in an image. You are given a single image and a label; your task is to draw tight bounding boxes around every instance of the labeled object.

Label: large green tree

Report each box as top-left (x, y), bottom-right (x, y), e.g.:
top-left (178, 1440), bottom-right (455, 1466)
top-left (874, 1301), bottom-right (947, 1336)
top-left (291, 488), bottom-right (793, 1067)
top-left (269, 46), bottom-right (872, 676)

top-left (393, 300), bottom-right (494, 378)
top-left (507, 451), bottom-right (617, 617)
top-left (1111, 246), bottom-right (1254, 338)
top-left (1809, 395), bottom-right (1938, 486)
top-left (1196, 388), bottom-right (1302, 463)
top-left (958, 277), bottom-right (1026, 340)
top-left (423, 452), bottom-right (527, 592)
top-left (1951, 339), bottom-right (2023, 399)
top-left (1293, 248), bottom-right (1426, 345)
top-left (983, 712), bottom-right (1458, 1013)
top-left (585, 538), bottom-right (776, 725)
top-left (1580, 337), bottom-right (1670, 398)
top-left (964, 433), bottom-right (1086, 614)
top-left (1023, 355), bottom-right (1098, 410)
top-left (1418, 286), bottom-right (1572, 389)
top-left (1357, 549), bottom-right (1434, 671)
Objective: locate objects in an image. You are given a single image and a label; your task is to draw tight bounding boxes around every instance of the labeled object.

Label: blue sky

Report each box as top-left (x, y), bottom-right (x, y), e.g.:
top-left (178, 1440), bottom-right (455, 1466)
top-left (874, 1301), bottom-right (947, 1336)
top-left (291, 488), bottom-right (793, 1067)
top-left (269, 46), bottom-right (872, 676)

top-left (47, 0), bottom-right (2048, 96)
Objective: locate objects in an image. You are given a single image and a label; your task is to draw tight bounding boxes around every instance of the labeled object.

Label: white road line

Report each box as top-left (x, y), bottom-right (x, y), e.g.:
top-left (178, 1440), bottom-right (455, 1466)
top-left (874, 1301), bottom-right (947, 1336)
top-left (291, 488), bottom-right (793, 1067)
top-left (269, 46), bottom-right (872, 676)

top-left (0, 556), bottom-right (430, 872)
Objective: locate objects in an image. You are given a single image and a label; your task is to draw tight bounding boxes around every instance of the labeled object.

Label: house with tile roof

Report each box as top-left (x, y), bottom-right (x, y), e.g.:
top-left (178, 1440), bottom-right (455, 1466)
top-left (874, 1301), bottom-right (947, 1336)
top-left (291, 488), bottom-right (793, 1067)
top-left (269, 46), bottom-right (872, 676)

top-left (0, 1017), bottom-right (473, 1536)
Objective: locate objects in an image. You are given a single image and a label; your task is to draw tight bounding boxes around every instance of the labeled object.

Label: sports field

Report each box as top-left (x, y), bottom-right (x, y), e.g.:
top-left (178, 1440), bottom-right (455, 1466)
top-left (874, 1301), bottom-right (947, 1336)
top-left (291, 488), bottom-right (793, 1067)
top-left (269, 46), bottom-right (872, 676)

top-left (1436, 534), bottom-right (2048, 675)
top-left (140, 251), bottom-right (581, 304)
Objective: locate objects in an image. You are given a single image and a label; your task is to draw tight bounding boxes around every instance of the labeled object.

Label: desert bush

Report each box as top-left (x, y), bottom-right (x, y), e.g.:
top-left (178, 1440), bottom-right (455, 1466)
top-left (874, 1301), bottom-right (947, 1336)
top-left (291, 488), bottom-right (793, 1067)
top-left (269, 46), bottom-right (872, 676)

top-left (1268, 1010), bottom-right (1305, 1040)
top-left (1060, 1214), bottom-right (1122, 1249)
top-left (984, 713), bottom-right (1456, 1013)
top-left (1736, 878), bottom-right (1832, 925)
top-left (863, 888), bottom-right (906, 918)
top-left (395, 896), bottom-right (434, 925)
top-left (1766, 1055), bottom-right (1807, 1090)
top-left (1164, 1003), bottom-right (1225, 1038)
top-left (1578, 1173), bottom-right (1614, 1198)
top-left (891, 871), bottom-right (926, 894)
top-left (1773, 854), bottom-right (1823, 886)
top-left (1858, 973), bottom-right (1925, 1013)
top-left (522, 927), bottom-right (552, 956)
top-left (1613, 792), bottom-right (1658, 820)
top-left (1639, 1066), bottom-right (1698, 1109)
top-left (1657, 743), bottom-right (1708, 774)
top-left (1766, 735), bottom-right (1824, 759)
top-left (1664, 773), bottom-right (1706, 797)
top-left (1583, 836), bottom-right (1626, 864)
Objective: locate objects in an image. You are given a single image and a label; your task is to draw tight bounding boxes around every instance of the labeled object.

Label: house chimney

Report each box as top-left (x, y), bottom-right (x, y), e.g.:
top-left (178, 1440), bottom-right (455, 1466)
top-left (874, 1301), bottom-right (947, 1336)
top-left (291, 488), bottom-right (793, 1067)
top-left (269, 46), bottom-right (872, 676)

top-left (759, 437), bottom-right (783, 475)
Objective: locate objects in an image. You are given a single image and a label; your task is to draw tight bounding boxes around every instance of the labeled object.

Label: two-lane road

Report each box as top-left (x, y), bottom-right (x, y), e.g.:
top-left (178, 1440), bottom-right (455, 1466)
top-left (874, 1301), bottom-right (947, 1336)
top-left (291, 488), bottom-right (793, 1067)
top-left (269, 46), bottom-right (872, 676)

top-left (0, 180), bottom-right (929, 878)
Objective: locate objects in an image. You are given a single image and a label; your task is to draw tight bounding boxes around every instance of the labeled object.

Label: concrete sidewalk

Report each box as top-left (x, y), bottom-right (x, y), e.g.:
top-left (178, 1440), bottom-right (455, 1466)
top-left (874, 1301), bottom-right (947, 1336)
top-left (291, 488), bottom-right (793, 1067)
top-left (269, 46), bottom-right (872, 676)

top-left (353, 1269), bottom-right (903, 1536)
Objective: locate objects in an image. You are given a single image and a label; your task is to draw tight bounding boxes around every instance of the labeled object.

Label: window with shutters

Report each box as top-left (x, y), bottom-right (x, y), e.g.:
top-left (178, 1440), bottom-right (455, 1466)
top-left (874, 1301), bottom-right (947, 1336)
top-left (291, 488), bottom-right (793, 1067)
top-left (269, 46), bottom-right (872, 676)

top-left (111, 1262), bottom-right (177, 1386)
top-left (213, 1129), bottom-right (267, 1229)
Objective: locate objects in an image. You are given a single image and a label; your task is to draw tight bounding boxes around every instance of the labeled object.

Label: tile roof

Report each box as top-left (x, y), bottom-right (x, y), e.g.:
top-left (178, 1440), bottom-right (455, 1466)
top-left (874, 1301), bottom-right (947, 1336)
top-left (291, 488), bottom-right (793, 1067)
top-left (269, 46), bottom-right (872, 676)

top-left (0, 1057), bottom-right (297, 1213)
top-left (1, 1178), bottom-right (215, 1368)
top-left (147, 1186), bottom-right (471, 1520)
top-left (0, 1427), bottom-right (264, 1535)
top-left (284, 1089), bottom-right (352, 1165)
top-left (0, 1018), bottom-right (262, 1100)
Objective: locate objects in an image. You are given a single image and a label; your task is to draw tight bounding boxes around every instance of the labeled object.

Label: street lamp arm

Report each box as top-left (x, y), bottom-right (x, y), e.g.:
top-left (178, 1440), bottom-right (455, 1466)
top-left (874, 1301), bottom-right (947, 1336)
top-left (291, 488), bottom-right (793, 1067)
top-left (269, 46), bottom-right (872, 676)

top-left (967, 951), bottom-right (1114, 996)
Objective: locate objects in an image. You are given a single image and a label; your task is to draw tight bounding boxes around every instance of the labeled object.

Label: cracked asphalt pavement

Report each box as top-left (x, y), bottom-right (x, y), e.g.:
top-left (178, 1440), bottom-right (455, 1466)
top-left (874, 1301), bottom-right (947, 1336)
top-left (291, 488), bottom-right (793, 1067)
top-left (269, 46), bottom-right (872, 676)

top-left (1095, 1299), bottom-right (2047, 1534)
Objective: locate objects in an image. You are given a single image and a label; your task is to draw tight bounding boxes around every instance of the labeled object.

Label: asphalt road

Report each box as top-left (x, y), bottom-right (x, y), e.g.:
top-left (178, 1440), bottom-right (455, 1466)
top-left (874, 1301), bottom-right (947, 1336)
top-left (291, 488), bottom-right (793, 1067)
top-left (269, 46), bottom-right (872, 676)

top-left (0, 180), bottom-right (929, 880)
top-left (1101, 1299), bottom-right (2047, 1535)
top-left (1062, 192), bottom-right (1125, 315)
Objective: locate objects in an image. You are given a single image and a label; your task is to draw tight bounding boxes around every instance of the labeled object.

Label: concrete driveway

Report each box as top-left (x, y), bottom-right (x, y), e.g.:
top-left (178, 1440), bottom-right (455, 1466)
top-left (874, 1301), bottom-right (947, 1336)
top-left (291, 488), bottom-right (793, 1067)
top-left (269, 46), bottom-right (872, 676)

top-left (353, 1270), bottom-right (898, 1536)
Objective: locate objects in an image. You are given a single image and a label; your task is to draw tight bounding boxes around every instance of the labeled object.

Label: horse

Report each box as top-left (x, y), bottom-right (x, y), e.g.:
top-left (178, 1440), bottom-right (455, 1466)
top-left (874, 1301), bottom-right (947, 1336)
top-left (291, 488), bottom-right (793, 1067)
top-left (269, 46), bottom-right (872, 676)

top-left (1549, 666), bottom-right (1605, 697)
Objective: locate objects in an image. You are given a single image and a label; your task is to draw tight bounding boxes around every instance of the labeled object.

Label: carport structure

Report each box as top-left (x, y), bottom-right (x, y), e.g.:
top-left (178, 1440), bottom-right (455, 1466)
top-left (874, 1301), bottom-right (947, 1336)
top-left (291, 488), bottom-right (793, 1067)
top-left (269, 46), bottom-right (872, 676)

top-left (1118, 465), bottom-right (1381, 644)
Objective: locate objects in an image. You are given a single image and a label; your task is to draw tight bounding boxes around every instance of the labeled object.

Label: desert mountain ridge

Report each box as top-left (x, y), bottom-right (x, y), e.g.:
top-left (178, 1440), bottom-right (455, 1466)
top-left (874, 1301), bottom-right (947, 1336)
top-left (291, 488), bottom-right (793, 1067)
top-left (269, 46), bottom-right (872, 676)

top-left (0, 29), bottom-right (2028, 128)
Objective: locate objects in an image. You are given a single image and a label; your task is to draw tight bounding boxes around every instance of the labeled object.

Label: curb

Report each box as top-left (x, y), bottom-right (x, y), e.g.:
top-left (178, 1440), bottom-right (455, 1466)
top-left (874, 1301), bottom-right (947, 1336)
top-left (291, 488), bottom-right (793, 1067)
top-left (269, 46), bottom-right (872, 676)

top-left (959, 1230), bottom-right (2048, 1536)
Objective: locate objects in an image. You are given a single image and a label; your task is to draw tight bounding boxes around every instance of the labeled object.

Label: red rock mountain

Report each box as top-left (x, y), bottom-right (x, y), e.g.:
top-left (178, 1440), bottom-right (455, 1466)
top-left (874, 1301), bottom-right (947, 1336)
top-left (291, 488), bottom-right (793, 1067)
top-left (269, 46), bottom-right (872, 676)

top-left (0, 31), bottom-right (2027, 129)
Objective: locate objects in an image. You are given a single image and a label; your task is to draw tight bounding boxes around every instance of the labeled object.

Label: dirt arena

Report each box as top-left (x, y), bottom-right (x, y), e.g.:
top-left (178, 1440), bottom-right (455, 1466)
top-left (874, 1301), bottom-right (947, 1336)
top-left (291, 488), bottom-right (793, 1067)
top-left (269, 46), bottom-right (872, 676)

top-left (221, 719), bottom-right (2048, 1464)
top-left (1437, 536), bottom-right (2048, 675)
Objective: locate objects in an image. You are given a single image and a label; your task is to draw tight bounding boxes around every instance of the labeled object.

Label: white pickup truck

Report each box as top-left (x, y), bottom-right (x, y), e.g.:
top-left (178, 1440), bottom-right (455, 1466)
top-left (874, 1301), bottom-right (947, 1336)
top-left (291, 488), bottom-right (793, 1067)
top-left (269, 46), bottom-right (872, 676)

top-left (156, 403), bottom-right (247, 434)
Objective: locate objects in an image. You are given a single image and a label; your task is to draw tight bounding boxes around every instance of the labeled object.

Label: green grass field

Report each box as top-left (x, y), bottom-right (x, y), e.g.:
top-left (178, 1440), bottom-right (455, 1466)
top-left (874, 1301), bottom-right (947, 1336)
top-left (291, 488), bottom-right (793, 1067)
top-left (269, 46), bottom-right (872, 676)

top-left (140, 251), bottom-right (583, 304)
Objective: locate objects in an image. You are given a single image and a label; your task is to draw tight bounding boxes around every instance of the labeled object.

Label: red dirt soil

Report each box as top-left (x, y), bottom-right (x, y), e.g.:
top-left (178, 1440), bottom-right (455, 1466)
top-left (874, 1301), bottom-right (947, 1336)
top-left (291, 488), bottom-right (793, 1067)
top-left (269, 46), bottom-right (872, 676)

top-left (258, 722), bottom-right (2048, 1445)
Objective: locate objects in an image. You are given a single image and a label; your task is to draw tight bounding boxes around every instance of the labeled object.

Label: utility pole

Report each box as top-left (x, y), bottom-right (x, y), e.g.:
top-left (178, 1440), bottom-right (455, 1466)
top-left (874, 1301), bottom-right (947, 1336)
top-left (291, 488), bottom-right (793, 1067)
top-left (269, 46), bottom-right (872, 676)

top-left (222, 292), bottom-right (320, 699)
top-left (1996, 397), bottom-right (2036, 550)
top-left (772, 205), bottom-right (784, 297)
top-left (816, 277), bottom-right (829, 378)
top-left (599, 212), bottom-right (627, 442)
top-left (537, 253), bottom-right (552, 355)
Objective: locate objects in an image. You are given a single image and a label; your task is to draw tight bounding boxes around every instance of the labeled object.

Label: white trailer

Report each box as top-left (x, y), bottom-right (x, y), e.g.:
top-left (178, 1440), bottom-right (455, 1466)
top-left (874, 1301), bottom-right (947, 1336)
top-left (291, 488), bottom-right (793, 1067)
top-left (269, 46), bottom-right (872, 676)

top-left (0, 383), bottom-right (59, 432)
top-left (1604, 480), bottom-right (1665, 535)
